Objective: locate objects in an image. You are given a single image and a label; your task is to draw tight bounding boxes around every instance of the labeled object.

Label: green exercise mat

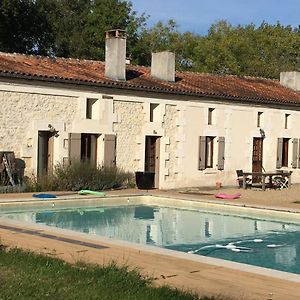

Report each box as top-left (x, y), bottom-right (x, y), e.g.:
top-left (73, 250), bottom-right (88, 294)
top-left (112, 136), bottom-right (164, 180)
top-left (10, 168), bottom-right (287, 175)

top-left (78, 190), bottom-right (105, 196)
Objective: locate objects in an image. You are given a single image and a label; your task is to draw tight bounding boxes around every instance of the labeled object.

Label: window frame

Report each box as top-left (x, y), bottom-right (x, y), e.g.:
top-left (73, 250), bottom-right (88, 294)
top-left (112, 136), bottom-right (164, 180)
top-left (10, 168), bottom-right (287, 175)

top-left (150, 103), bottom-right (159, 122)
top-left (199, 136), bottom-right (225, 171)
top-left (282, 138), bottom-right (289, 167)
top-left (285, 114), bottom-right (290, 129)
top-left (86, 98), bottom-right (98, 120)
top-left (257, 112), bottom-right (263, 127)
top-left (208, 108), bottom-right (214, 125)
top-left (205, 136), bottom-right (214, 168)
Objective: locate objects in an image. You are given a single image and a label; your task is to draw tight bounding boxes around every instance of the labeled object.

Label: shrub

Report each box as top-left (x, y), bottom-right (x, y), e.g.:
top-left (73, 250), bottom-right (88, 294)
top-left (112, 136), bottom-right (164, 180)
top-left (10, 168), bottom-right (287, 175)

top-left (24, 161), bottom-right (135, 192)
top-left (24, 173), bottom-right (60, 192)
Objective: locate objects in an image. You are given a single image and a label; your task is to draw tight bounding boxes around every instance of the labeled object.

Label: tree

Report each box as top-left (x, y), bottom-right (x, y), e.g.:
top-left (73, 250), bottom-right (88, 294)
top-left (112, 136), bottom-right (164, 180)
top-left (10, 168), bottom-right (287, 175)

top-left (38, 0), bottom-right (147, 60)
top-left (81, 0), bottom-right (147, 60)
top-left (0, 0), bottom-right (147, 59)
top-left (0, 2), bottom-right (299, 79)
top-left (133, 20), bottom-right (199, 70)
top-left (192, 20), bottom-right (300, 78)
top-left (0, 0), bottom-right (53, 55)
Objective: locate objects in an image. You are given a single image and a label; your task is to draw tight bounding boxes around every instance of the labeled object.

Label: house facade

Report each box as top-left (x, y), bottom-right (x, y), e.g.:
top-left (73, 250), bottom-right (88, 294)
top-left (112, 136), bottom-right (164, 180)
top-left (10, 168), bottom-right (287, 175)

top-left (1, 29), bottom-right (300, 189)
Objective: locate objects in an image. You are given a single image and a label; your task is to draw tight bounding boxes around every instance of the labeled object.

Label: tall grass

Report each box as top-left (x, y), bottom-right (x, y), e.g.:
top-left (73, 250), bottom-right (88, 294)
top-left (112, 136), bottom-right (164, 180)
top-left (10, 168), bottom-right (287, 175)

top-left (24, 161), bottom-right (135, 192)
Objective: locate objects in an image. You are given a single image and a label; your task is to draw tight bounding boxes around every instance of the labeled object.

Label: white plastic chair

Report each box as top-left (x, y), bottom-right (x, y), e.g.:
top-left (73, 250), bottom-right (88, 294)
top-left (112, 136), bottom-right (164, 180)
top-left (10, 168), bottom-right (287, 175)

top-left (273, 176), bottom-right (288, 189)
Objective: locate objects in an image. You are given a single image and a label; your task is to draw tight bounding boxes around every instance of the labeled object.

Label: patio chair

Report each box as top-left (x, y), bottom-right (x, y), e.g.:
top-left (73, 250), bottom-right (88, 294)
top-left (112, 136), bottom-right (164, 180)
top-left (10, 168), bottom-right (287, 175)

top-left (273, 176), bottom-right (289, 190)
top-left (236, 170), bottom-right (252, 188)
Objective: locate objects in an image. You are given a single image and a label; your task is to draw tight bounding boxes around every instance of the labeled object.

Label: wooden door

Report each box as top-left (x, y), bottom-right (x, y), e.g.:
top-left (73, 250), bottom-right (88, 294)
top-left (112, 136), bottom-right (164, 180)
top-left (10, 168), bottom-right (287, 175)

top-left (252, 137), bottom-right (263, 183)
top-left (47, 135), bottom-right (54, 173)
top-left (103, 134), bottom-right (116, 168)
top-left (69, 133), bottom-right (81, 163)
top-left (38, 131), bottom-right (54, 176)
top-left (81, 134), bottom-right (91, 162)
top-left (145, 136), bottom-right (160, 188)
top-left (155, 138), bottom-right (160, 188)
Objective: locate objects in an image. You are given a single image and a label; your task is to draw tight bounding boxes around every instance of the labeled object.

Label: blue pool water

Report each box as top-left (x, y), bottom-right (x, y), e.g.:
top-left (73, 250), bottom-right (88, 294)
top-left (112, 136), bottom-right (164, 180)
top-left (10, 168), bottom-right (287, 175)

top-left (2, 204), bottom-right (300, 274)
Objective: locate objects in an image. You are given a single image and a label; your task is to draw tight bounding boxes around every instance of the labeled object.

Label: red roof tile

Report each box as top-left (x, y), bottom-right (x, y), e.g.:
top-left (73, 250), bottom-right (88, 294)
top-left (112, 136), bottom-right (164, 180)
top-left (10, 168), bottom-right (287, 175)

top-left (0, 51), bottom-right (300, 105)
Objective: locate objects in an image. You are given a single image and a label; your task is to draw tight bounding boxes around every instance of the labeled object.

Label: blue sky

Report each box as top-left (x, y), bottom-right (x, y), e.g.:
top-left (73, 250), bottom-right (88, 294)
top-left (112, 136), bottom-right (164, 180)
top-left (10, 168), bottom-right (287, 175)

top-left (130, 0), bottom-right (300, 35)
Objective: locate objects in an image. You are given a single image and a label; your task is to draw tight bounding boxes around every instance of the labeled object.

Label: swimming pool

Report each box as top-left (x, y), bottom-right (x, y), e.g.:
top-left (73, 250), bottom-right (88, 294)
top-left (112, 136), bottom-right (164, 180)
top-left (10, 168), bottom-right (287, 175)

top-left (1, 196), bottom-right (300, 275)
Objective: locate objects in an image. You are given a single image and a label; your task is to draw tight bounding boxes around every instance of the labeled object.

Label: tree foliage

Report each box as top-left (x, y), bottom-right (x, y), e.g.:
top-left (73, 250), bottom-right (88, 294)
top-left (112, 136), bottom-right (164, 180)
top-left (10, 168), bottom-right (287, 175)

top-left (192, 20), bottom-right (300, 78)
top-left (0, 1), bottom-right (299, 78)
top-left (0, 0), bottom-right (53, 54)
top-left (43, 0), bottom-right (147, 60)
top-left (0, 0), bottom-right (146, 60)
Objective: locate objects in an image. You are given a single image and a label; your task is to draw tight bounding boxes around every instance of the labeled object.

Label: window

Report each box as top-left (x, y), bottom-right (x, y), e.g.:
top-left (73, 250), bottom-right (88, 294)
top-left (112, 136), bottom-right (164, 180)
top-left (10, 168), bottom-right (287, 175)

top-left (150, 103), bottom-right (159, 122)
top-left (205, 136), bottom-right (214, 168)
top-left (277, 138), bottom-right (290, 168)
top-left (285, 114), bottom-right (290, 129)
top-left (208, 108), bottom-right (214, 125)
top-left (257, 112), bottom-right (263, 127)
top-left (282, 138), bottom-right (289, 167)
top-left (63, 139), bottom-right (68, 149)
top-left (199, 136), bottom-right (225, 171)
top-left (86, 98), bottom-right (98, 119)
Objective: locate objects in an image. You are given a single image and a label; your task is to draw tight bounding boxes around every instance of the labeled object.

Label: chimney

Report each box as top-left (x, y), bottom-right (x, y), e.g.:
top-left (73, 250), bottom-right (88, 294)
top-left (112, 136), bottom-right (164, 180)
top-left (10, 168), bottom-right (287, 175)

top-left (151, 51), bottom-right (175, 82)
top-left (105, 29), bottom-right (126, 81)
top-left (280, 71), bottom-right (300, 91)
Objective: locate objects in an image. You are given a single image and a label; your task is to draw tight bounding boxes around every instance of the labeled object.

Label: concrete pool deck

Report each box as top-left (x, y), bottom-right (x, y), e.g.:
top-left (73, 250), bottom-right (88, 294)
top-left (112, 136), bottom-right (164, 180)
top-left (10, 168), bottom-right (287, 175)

top-left (1, 187), bottom-right (300, 299)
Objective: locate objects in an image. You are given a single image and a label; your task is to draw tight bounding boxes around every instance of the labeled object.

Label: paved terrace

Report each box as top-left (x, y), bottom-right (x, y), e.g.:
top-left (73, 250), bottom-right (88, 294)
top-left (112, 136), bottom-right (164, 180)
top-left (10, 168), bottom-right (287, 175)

top-left (1, 186), bottom-right (300, 300)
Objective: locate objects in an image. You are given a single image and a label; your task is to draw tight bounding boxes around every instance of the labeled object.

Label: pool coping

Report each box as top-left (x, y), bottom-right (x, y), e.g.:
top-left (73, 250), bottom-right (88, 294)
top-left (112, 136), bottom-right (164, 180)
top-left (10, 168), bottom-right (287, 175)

top-left (1, 190), bottom-right (300, 214)
top-left (2, 192), bottom-right (300, 223)
top-left (1, 193), bottom-right (300, 285)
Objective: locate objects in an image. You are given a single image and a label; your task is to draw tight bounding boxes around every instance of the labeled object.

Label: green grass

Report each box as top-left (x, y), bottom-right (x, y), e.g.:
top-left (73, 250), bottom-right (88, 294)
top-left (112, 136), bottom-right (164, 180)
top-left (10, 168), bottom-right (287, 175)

top-left (0, 247), bottom-right (226, 300)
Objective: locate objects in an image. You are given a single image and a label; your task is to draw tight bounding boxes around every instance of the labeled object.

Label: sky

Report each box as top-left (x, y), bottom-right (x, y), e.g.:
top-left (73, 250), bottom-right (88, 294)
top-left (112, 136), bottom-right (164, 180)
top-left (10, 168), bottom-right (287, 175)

top-left (130, 0), bottom-right (300, 35)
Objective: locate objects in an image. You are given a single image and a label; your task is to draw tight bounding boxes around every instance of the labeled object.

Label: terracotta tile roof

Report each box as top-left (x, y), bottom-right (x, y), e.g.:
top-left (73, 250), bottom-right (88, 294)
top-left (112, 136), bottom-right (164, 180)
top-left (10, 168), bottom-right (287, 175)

top-left (0, 51), bottom-right (300, 105)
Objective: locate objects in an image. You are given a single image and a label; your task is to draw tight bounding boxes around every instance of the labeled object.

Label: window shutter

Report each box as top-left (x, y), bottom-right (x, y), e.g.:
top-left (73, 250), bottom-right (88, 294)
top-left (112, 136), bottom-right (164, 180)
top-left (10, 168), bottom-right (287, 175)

top-left (198, 136), bottom-right (206, 170)
top-left (276, 138), bottom-right (283, 169)
top-left (104, 134), bottom-right (116, 168)
top-left (68, 133), bottom-right (81, 163)
top-left (298, 139), bottom-right (300, 169)
top-left (217, 137), bottom-right (225, 170)
top-left (292, 138), bottom-right (298, 168)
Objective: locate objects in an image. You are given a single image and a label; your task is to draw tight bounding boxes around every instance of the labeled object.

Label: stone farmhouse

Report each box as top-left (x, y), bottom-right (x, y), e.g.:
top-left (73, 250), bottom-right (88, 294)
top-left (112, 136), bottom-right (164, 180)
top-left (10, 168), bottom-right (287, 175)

top-left (1, 29), bottom-right (300, 189)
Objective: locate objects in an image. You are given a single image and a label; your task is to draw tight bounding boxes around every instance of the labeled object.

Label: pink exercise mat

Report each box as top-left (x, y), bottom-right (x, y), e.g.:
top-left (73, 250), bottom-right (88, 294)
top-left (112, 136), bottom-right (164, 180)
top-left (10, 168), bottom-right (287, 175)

top-left (215, 192), bottom-right (241, 199)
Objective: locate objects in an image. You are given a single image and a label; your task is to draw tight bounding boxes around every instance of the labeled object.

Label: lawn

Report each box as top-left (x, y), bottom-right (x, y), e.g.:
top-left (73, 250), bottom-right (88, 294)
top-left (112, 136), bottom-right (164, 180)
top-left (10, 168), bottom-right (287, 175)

top-left (0, 246), bottom-right (224, 300)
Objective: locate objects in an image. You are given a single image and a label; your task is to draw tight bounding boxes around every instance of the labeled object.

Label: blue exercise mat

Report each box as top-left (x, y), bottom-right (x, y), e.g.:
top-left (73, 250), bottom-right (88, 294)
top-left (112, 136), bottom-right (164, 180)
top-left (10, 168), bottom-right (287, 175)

top-left (32, 193), bottom-right (57, 199)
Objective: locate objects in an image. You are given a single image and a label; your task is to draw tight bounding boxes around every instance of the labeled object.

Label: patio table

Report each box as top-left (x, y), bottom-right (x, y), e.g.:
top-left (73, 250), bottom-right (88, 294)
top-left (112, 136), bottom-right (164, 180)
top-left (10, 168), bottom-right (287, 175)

top-left (242, 171), bottom-right (292, 191)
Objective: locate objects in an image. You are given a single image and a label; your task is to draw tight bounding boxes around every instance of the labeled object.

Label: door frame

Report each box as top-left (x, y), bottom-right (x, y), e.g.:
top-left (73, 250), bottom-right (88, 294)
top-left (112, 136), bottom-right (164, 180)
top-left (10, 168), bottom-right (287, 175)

top-left (252, 137), bottom-right (264, 183)
top-left (144, 135), bottom-right (161, 188)
top-left (37, 131), bottom-right (54, 176)
top-left (80, 133), bottom-right (99, 165)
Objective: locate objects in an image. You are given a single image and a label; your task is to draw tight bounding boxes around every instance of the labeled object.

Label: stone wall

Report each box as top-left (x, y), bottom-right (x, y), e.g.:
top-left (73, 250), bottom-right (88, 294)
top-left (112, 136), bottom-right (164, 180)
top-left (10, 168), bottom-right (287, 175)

top-left (113, 101), bottom-right (144, 172)
top-left (0, 91), bottom-right (77, 157)
top-left (163, 104), bottom-right (178, 183)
